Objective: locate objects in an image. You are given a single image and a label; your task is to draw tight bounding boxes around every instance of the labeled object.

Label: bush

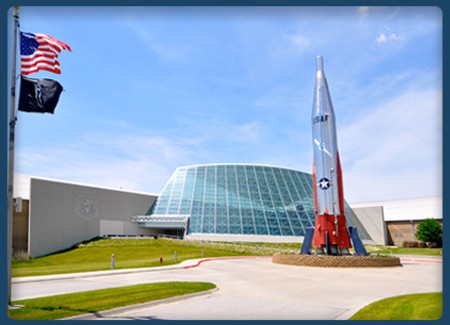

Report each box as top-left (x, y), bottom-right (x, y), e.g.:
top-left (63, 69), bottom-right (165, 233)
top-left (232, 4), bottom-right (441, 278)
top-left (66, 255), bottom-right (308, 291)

top-left (428, 242), bottom-right (438, 248)
top-left (402, 241), bottom-right (427, 248)
top-left (402, 241), bottom-right (417, 248)
top-left (415, 219), bottom-right (442, 248)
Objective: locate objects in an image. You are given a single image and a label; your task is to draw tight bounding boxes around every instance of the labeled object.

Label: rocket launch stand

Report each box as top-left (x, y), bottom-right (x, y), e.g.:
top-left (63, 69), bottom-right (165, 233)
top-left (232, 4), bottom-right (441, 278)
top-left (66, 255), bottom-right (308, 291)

top-left (301, 223), bottom-right (368, 256)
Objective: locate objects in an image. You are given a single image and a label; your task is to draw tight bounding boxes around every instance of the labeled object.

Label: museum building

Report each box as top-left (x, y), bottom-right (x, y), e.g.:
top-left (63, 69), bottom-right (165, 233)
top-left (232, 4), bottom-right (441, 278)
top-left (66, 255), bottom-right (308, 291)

top-left (131, 164), bottom-right (370, 242)
top-left (12, 164), bottom-right (441, 258)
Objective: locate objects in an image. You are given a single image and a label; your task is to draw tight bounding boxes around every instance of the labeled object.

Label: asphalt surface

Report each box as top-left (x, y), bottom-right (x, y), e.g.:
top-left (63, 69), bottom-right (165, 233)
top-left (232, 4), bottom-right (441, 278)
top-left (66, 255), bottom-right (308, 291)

top-left (12, 256), bottom-right (442, 320)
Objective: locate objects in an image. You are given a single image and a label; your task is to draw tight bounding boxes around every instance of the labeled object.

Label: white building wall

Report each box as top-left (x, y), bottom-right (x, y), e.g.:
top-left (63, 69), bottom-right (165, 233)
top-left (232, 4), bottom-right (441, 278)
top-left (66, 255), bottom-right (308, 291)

top-left (350, 206), bottom-right (387, 245)
top-left (13, 174), bottom-right (32, 200)
top-left (350, 196), bottom-right (442, 246)
top-left (28, 178), bottom-right (157, 257)
top-left (351, 197), bottom-right (442, 222)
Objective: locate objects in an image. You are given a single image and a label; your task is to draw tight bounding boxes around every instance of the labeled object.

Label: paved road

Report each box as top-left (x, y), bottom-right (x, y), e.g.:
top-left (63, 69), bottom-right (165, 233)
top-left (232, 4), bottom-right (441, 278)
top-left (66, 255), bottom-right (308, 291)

top-left (12, 256), bottom-right (442, 320)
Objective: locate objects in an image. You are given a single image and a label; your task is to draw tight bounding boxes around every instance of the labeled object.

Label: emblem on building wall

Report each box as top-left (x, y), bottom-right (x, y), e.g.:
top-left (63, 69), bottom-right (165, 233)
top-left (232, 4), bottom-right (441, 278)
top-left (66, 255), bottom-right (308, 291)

top-left (75, 196), bottom-right (99, 221)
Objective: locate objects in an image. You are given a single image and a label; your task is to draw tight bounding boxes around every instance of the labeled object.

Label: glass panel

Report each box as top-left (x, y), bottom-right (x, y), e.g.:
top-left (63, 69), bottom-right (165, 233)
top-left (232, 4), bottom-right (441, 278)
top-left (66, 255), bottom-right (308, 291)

top-left (144, 164), bottom-right (371, 241)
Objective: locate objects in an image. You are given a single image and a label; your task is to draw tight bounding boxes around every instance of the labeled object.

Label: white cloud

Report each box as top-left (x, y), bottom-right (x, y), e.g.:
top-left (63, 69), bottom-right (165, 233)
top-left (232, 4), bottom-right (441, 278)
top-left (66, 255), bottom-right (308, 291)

top-left (376, 32), bottom-right (403, 43)
top-left (15, 119), bottom-right (268, 194)
top-left (229, 121), bottom-right (263, 143)
top-left (288, 34), bottom-right (311, 48)
top-left (339, 88), bottom-right (442, 202)
top-left (15, 133), bottom-right (202, 194)
top-left (376, 33), bottom-right (387, 43)
top-left (122, 18), bottom-right (190, 62)
top-left (268, 33), bottom-right (312, 58)
top-left (147, 41), bottom-right (190, 61)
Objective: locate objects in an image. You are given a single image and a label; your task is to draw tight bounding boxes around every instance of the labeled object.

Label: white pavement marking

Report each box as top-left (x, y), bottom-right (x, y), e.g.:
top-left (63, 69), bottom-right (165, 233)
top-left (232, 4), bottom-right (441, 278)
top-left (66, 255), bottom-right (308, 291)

top-left (12, 257), bottom-right (442, 320)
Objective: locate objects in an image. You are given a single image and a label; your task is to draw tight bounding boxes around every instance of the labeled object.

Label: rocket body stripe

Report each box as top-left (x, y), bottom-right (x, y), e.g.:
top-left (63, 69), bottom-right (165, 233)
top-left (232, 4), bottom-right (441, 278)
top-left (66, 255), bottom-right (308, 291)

top-left (311, 56), bottom-right (351, 250)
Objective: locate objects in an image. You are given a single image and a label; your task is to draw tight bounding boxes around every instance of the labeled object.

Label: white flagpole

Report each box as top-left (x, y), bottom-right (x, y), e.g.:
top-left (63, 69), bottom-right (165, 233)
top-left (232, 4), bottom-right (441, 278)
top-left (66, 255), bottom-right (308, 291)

top-left (8, 6), bottom-right (20, 306)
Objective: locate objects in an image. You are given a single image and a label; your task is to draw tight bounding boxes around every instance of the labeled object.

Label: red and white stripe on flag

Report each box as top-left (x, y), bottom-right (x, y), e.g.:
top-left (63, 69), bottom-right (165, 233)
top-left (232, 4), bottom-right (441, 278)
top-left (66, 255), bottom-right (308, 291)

top-left (20, 32), bottom-right (72, 75)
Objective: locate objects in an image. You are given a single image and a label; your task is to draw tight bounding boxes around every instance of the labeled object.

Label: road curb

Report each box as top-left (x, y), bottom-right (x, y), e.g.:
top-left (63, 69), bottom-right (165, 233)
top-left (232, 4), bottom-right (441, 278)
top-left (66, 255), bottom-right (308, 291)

top-left (183, 255), bottom-right (272, 269)
top-left (61, 287), bottom-right (219, 320)
top-left (12, 256), bottom-right (272, 284)
top-left (12, 264), bottom-right (188, 284)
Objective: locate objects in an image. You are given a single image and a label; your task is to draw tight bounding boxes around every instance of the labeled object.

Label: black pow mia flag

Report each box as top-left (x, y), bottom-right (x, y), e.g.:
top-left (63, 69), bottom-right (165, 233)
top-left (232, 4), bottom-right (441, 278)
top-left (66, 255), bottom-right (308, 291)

top-left (18, 75), bottom-right (63, 114)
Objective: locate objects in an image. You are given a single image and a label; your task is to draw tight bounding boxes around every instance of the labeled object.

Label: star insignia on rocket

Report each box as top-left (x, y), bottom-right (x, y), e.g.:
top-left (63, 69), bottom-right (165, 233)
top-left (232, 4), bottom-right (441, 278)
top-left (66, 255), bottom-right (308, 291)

top-left (318, 177), bottom-right (331, 190)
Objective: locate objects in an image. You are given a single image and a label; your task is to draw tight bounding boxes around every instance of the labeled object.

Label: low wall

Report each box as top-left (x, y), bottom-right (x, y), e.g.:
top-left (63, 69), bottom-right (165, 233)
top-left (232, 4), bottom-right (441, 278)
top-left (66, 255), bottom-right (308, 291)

top-left (272, 253), bottom-right (401, 268)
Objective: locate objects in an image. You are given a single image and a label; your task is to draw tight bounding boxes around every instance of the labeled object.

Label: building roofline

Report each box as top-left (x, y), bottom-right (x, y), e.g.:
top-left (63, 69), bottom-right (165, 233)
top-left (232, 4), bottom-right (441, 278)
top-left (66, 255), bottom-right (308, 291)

top-left (15, 173), bottom-right (158, 197)
top-left (349, 195), bottom-right (442, 207)
top-left (175, 163), bottom-right (311, 174)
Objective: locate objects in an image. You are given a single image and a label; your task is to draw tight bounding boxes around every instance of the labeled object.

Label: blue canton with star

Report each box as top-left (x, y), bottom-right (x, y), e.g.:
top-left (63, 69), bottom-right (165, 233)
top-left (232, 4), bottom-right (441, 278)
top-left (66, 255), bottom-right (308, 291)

top-left (20, 32), bottom-right (39, 56)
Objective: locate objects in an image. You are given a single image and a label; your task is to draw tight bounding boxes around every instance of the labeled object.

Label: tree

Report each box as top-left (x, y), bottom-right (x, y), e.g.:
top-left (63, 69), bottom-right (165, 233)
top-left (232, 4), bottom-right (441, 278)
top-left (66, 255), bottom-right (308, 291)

top-left (415, 218), bottom-right (442, 247)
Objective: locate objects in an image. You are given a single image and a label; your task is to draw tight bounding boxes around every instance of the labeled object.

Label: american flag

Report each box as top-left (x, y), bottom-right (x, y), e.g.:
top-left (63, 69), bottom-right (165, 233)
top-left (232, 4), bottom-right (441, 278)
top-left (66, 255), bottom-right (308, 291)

top-left (20, 32), bottom-right (72, 75)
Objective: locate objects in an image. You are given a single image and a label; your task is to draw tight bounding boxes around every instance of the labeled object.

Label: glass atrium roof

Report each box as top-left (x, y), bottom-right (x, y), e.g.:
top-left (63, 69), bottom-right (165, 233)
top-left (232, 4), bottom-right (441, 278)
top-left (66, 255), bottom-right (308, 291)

top-left (140, 164), bottom-right (370, 239)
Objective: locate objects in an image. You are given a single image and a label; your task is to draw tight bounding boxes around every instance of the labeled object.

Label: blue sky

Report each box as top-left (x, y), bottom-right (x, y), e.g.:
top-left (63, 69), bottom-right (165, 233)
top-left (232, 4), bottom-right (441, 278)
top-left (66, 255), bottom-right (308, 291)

top-left (10, 6), bottom-right (442, 202)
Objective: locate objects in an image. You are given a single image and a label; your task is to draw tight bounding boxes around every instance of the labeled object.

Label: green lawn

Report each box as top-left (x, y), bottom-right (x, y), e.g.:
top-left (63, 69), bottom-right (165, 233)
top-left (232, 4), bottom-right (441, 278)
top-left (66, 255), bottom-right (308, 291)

top-left (10, 284), bottom-right (440, 320)
top-left (11, 238), bottom-right (442, 321)
top-left (350, 292), bottom-right (442, 320)
top-left (12, 237), bottom-right (296, 277)
top-left (12, 237), bottom-right (440, 277)
top-left (365, 245), bottom-right (443, 256)
top-left (9, 281), bottom-right (216, 320)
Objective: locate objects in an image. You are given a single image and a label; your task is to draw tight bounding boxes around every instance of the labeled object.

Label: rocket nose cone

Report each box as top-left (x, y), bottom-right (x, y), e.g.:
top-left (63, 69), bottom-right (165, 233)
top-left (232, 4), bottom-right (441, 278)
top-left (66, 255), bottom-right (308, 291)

top-left (316, 56), bottom-right (324, 73)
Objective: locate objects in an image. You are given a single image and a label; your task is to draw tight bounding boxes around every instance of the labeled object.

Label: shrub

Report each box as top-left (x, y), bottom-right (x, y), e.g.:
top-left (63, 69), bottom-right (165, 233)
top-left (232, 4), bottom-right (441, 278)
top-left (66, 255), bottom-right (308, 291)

top-left (428, 242), bottom-right (438, 248)
top-left (402, 240), bottom-right (439, 248)
top-left (402, 241), bottom-right (428, 248)
top-left (415, 219), bottom-right (442, 248)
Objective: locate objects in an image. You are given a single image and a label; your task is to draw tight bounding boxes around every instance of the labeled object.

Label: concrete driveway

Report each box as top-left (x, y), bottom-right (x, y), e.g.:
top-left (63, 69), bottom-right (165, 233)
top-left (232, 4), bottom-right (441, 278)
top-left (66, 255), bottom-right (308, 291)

top-left (12, 256), bottom-right (442, 320)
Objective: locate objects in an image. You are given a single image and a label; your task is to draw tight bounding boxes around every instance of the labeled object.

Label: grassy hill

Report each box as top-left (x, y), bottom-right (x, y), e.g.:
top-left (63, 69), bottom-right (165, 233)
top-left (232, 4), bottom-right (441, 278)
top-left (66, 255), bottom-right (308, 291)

top-left (13, 237), bottom-right (441, 277)
top-left (12, 237), bottom-right (301, 277)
